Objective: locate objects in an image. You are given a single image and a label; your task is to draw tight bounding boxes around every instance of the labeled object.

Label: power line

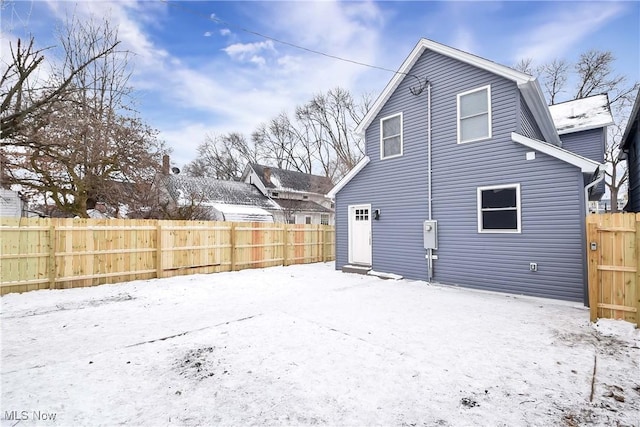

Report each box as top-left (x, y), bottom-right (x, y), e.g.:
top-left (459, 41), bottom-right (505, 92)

top-left (160, 0), bottom-right (427, 94)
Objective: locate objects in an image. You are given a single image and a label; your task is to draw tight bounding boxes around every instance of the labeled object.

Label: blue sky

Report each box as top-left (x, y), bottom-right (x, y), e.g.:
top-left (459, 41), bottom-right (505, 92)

top-left (2, 1), bottom-right (639, 168)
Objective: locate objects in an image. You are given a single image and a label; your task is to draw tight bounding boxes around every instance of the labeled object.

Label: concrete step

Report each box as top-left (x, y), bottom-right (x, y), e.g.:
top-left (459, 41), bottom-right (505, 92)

top-left (342, 264), bottom-right (372, 275)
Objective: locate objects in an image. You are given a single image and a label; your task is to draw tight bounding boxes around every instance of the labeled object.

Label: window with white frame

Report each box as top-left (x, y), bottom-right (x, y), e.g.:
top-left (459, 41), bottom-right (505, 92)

top-left (477, 184), bottom-right (521, 233)
top-left (320, 214), bottom-right (329, 225)
top-left (458, 85), bottom-right (491, 143)
top-left (305, 216), bottom-right (312, 224)
top-left (380, 113), bottom-right (403, 159)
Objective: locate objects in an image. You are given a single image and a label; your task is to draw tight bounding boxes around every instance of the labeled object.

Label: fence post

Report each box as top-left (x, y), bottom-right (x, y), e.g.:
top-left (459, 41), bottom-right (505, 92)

top-left (156, 222), bottom-right (163, 279)
top-left (587, 222), bottom-right (599, 323)
top-left (230, 223), bottom-right (236, 271)
top-left (48, 221), bottom-right (56, 290)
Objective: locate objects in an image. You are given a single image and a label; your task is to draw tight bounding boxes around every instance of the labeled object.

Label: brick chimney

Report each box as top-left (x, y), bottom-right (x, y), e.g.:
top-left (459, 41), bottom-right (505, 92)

top-left (162, 155), bottom-right (170, 175)
top-left (263, 167), bottom-right (271, 184)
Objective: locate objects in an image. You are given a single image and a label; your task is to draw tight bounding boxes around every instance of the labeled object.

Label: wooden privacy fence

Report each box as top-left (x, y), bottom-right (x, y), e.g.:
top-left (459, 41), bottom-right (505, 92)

top-left (587, 213), bottom-right (640, 327)
top-left (0, 218), bottom-right (335, 296)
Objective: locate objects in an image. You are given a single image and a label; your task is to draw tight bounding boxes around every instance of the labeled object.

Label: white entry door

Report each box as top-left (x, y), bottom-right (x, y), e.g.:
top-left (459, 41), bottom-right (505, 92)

top-left (348, 204), bottom-right (372, 265)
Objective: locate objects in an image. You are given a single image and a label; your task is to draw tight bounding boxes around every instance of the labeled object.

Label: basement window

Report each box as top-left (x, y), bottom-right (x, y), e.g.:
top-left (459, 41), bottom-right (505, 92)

top-left (477, 184), bottom-right (521, 233)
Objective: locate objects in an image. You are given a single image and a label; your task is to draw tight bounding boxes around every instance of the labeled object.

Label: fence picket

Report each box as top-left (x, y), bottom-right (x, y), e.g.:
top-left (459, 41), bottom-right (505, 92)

top-left (0, 218), bottom-right (334, 296)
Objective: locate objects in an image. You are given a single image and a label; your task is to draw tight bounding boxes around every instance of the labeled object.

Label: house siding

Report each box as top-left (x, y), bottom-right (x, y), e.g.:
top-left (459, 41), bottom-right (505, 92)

top-left (336, 48), bottom-right (587, 302)
top-left (519, 95), bottom-right (544, 140)
top-left (627, 127), bottom-right (640, 211)
top-left (559, 128), bottom-right (605, 163)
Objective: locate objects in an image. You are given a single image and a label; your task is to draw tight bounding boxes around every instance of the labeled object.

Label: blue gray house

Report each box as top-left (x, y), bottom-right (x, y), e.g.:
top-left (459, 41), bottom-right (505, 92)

top-left (329, 39), bottom-right (613, 303)
top-left (621, 90), bottom-right (640, 212)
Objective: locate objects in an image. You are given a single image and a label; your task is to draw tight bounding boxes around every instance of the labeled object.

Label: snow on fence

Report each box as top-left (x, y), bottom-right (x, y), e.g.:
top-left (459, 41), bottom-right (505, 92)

top-left (587, 213), bottom-right (640, 327)
top-left (0, 217), bottom-right (335, 296)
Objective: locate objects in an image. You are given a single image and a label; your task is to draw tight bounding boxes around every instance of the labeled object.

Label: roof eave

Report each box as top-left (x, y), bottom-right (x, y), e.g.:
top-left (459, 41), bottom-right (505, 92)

top-left (519, 80), bottom-right (562, 146)
top-left (557, 121), bottom-right (614, 135)
top-left (327, 156), bottom-right (370, 198)
top-left (511, 132), bottom-right (600, 173)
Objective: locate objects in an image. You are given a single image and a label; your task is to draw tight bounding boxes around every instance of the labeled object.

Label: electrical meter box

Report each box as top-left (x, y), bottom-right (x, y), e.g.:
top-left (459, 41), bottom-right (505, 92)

top-left (423, 220), bottom-right (438, 249)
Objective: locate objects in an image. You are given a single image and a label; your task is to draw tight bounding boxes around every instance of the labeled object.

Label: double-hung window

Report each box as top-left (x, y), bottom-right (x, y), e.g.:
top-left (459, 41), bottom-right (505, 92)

top-left (477, 184), bottom-right (521, 233)
top-left (458, 85), bottom-right (491, 143)
top-left (380, 113), bottom-right (403, 159)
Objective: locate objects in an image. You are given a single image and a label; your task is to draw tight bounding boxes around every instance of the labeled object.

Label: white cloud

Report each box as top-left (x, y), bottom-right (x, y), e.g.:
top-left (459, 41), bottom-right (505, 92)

top-left (203, 31), bottom-right (212, 37)
top-left (514, 2), bottom-right (625, 63)
top-left (24, 0), bottom-right (388, 166)
top-left (220, 28), bottom-right (231, 37)
top-left (223, 40), bottom-right (275, 62)
top-left (451, 28), bottom-right (476, 54)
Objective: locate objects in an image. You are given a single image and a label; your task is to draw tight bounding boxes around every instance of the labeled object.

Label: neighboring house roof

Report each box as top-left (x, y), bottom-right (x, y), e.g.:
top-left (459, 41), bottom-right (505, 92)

top-left (211, 204), bottom-right (274, 222)
top-left (276, 199), bottom-right (333, 214)
top-left (163, 175), bottom-right (280, 210)
top-left (621, 89), bottom-right (640, 150)
top-left (356, 38), bottom-right (562, 146)
top-left (244, 163), bottom-right (334, 195)
top-left (548, 94), bottom-right (614, 135)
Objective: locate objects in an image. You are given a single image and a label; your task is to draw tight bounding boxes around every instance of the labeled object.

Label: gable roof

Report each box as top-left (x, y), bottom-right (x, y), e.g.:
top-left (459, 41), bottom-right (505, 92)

top-left (245, 163), bottom-right (334, 195)
top-left (163, 175), bottom-right (280, 210)
top-left (356, 38), bottom-right (561, 146)
top-left (548, 94), bottom-right (614, 135)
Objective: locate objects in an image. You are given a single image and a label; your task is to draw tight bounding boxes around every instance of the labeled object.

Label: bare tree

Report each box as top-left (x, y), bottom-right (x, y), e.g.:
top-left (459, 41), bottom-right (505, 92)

top-left (513, 58), bottom-right (535, 75)
top-left (1, 15), bottom-right (165, 217)
top-left (0, 32), bottom-right (119, 140)
top-left (540, 59), bottom-right (569, 105)
top-left (516, 49), bottom-right (639, 212)
top-left (184, 87), bottom-right (369, 181)
top-left (296, 87), bottom-right (366, 179)
top-left (185, 132), bottom-right (260, 180)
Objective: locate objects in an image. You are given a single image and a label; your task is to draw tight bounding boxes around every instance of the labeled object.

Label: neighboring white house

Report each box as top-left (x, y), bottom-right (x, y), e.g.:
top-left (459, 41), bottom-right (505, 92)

top-left (0, 189), bottom-right (27, 217)
top-left (240, 163), bottom-right (335, 225)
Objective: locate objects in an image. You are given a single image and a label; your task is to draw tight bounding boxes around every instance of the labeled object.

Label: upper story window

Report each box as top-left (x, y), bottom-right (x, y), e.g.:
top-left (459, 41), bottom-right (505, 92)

top-left (271, 192), bottom-right (279, 198)
top-left (380, 113), bottom-right (403, 159)
top-left (458, 85), bottom-right (492, 144)
top-left (477, 184), bottom-right (521, 233)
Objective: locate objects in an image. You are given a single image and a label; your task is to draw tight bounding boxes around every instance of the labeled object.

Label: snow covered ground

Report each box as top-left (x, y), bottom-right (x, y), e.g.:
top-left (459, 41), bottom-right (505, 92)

top-left (1, 262), bottom-right (638, 426)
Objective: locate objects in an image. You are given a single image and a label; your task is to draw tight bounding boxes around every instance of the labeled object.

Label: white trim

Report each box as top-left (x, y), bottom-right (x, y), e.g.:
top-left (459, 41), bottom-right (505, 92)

top-left (348, 204), bottom-right (372, 265)
top-left (477, 183), bottom-right (521, 234)
top-left (380, 112), bottom-right (403, 159)
top-left (511, 132), bottom-right (601, 173)
top-left (457, 85), bottom-right (492, 144)
top-left (557, 122), bottom-right (614, 136)
top-left (327, 156), bottom-right (370, 198)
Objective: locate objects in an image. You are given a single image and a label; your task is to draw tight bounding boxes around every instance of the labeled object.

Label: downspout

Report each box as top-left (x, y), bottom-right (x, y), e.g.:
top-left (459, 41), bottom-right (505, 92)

top-left (427, 82), bottom-right (434, 282)
top-left (584, 167), bottom-right (604, 216)
top-left (583, 167), bottom-right (604, 305)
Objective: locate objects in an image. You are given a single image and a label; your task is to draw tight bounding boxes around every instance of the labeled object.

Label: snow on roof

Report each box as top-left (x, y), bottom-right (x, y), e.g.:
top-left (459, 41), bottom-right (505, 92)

top-left (164, 175), bottom-right (280, 210)
top-left (248, 164), bottom-right (334, 195)
top-left (548, 94), bottom-right (614, 135)
top-left (211, 204), bottom-right (274, 222)
top-left (275, 199), bottom-right (333, 214)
